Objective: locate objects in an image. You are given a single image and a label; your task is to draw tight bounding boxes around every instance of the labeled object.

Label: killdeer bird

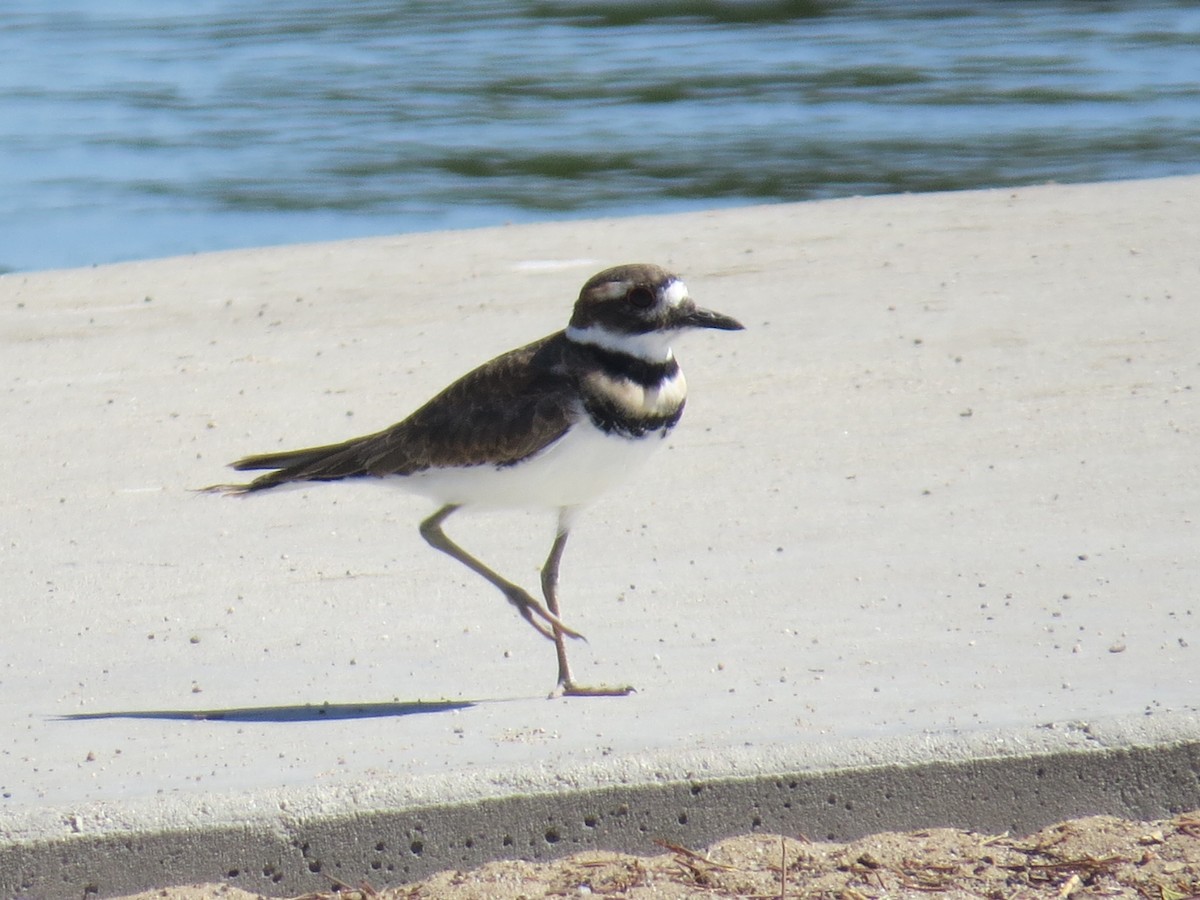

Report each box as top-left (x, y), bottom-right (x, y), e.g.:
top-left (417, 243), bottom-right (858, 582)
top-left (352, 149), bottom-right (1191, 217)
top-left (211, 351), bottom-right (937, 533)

top-left (208, 263), bottom-right (742, 696)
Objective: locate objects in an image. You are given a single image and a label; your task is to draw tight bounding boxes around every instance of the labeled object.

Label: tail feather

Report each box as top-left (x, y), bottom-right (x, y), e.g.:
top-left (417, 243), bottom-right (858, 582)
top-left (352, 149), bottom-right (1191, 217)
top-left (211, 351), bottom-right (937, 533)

top-left (231, 441), bottom-right (351, 472)
top-left (202, 437), bottom-right (372, 494)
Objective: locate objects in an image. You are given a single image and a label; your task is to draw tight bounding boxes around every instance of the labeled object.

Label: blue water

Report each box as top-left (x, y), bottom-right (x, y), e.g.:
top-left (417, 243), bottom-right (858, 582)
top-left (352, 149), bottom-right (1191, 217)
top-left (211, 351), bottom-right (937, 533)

top-left (2, 1), bottom-right (1199, 273)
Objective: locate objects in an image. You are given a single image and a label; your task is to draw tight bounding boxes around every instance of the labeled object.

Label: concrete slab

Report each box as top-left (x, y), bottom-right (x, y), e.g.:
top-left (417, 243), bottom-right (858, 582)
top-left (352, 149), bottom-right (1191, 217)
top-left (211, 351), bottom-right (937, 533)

top-left (1, 176), bottom-right (1198, 897)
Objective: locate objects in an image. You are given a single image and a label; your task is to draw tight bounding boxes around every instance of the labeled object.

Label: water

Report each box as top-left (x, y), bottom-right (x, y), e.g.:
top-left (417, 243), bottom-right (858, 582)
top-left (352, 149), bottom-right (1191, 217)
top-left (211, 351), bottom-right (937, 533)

top-left (2, 1), bottom-right (1198, 273)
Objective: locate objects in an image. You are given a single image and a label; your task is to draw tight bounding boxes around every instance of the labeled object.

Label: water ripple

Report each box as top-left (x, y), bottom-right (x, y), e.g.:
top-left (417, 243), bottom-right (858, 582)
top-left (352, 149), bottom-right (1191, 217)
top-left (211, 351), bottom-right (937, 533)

top-left (1, 1), bottom-right (1198, 271)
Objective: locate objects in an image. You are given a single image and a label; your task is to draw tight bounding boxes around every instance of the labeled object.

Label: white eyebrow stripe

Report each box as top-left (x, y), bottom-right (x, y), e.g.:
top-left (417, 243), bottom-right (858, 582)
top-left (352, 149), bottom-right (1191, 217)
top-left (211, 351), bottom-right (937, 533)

top-left (593, 280), bottom-right (628, 300)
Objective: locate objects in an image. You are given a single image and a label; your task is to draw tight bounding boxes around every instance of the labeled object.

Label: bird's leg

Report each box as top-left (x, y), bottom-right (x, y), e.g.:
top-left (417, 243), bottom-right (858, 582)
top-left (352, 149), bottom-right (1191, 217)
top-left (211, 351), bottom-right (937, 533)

top-left (540, 523), bottom-right (634, 699)
top-left (419, 505), bottom-right (584, 641)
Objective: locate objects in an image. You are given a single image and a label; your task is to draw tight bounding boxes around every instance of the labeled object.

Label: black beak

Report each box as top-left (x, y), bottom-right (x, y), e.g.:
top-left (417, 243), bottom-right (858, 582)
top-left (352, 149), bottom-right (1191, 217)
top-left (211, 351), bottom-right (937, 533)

top-left (678, 305), bottom-right (745, 332)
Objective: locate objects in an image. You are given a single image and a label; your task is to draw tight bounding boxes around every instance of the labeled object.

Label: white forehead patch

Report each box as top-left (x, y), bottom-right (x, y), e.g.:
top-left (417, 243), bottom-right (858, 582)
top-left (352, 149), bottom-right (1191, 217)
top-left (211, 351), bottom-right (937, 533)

top-left (662, 278), bottom-right (689, 308)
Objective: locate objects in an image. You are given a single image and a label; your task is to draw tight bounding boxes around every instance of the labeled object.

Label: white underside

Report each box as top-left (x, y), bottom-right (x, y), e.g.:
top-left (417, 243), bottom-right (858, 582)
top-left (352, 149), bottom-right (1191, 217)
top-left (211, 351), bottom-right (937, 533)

top-left (394, 419), bottom-right (666, 514)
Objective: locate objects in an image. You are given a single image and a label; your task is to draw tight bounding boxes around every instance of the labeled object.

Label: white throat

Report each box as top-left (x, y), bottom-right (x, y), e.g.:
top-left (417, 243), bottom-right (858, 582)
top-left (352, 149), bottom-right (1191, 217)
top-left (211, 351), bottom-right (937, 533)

top-left (565, 324), bottom-right (677, 363)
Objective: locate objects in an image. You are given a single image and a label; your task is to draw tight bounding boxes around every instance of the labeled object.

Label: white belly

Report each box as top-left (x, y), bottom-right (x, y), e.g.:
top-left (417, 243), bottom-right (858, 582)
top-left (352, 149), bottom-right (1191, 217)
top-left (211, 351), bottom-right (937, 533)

top-left (395, 421), bottom-right (666, 512)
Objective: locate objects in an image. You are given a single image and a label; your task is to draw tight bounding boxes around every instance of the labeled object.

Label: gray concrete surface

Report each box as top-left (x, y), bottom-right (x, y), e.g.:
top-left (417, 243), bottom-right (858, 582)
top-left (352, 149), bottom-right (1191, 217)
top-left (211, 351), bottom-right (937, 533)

top-left (2, 176), bottom-right (1199, 897)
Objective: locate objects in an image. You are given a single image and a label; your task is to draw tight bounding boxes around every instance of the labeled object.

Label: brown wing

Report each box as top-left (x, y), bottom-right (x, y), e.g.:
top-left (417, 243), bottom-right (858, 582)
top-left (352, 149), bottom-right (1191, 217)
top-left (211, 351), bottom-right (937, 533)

top-left (222, 332), bottom-right (577, 493)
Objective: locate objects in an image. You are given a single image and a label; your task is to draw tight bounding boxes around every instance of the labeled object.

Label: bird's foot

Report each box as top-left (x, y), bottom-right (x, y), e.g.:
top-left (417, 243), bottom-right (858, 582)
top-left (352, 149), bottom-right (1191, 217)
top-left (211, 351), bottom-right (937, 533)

top-left (507, 589), bottom-right (586, 642)
top-left (549, 680), bottom-right (635, 699)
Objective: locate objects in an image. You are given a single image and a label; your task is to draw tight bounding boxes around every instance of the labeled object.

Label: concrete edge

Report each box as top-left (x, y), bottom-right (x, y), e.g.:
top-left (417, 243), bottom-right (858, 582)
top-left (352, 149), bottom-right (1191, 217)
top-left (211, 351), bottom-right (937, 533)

top-left (4, 711), bottom-right (1199, 897)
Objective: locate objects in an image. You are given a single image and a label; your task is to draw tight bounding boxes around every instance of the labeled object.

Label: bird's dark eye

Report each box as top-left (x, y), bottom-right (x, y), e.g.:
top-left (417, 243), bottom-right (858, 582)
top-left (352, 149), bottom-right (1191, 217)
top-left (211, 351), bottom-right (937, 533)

top-left (627, 286), bottom-right (656, 309)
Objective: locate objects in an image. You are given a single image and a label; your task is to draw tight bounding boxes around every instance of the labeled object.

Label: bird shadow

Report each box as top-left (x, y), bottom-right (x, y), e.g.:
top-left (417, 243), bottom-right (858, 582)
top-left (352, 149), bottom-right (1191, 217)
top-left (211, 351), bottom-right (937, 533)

top-left (56, 699), bottom-right (477, 723)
